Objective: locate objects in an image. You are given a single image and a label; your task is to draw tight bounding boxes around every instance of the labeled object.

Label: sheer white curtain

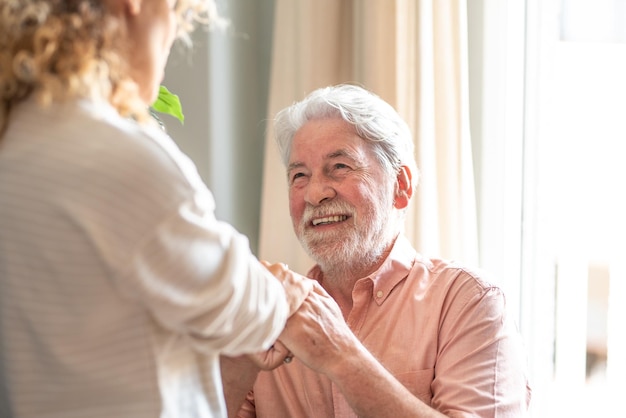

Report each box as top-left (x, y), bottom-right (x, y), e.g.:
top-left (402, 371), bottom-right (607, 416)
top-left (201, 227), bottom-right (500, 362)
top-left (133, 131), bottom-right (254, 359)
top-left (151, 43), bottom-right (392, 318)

top-left (258, 0), bottom-right (477, 273)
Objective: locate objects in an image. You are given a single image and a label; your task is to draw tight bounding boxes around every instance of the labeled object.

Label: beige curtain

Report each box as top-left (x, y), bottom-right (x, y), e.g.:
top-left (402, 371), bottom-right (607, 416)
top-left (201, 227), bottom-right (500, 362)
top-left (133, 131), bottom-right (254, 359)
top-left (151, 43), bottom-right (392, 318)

top-left (258, 0), bottom-right (478, 274)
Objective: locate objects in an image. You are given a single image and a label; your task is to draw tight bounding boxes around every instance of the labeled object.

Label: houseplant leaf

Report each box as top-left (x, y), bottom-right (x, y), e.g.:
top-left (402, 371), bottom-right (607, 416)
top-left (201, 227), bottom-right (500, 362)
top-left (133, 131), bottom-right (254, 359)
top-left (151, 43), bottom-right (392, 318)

top-left (152, 85), bottom-right (185, 124)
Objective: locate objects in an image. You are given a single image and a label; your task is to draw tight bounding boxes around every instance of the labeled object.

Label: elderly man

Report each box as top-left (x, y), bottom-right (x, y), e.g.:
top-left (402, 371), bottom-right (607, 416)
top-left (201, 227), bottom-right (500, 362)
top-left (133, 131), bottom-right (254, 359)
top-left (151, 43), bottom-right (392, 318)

top-left (225, 84), bottom-right (531, 417)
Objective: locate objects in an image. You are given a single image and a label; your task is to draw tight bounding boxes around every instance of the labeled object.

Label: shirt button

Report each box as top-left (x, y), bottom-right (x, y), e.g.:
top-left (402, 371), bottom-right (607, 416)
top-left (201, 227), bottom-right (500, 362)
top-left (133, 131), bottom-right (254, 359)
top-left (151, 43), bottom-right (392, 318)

top-left (376, 290), bottom-right (384, 298)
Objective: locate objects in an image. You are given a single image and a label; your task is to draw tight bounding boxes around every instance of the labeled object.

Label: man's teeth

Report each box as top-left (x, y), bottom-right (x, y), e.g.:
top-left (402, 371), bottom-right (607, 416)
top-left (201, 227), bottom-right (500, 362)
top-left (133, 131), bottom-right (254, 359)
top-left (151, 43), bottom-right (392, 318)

top-left (312, 215), bottom-right (347, 226)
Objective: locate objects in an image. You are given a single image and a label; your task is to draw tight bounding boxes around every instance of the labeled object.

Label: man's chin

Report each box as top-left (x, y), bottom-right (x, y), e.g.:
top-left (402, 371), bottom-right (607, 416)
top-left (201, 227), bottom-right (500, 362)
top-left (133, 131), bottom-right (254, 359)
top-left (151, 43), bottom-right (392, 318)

top-left (305, 241), bottom-right (355, 265)
top-left (303, 240), bottom-right (337, 259)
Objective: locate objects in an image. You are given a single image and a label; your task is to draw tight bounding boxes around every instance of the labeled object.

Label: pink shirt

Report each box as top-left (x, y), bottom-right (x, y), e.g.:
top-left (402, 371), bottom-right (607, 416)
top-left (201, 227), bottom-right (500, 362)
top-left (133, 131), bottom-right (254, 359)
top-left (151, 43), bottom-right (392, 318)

top-left (240, 236), bottom-right (531, 417)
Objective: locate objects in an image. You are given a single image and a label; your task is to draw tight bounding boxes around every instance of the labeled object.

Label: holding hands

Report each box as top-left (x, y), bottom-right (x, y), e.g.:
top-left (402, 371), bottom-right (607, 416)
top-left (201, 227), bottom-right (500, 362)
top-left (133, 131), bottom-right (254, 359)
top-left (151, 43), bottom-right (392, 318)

top-left (249, 263), bottom-right (352, 374)
top-left (277, 281), bottom-right (356, 375)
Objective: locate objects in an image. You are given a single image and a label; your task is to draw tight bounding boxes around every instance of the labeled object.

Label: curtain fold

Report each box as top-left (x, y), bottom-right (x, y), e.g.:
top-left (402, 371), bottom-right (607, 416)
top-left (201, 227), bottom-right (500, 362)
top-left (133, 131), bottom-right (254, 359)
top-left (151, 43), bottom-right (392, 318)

top-left (259, 0), bottom-right (478, 273)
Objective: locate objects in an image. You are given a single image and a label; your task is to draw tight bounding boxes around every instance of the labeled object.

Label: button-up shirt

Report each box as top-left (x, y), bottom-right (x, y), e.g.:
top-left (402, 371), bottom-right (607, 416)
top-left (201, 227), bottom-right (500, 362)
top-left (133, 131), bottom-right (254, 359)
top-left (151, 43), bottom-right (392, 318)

top-left (240, 235), bottom-right (531, 417)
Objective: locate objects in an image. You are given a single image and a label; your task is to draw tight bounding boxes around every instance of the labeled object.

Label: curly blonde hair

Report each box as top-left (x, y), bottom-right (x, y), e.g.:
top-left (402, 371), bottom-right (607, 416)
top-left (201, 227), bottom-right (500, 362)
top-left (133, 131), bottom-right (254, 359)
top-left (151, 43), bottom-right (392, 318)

top-left (0, 0), bottom-right (221, 135)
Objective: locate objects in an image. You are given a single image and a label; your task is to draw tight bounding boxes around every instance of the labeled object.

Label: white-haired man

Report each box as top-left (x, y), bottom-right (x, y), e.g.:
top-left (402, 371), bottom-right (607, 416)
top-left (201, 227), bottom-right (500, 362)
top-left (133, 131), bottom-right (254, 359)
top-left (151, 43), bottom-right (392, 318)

top-left (225, 84), bottom-right (531, 418)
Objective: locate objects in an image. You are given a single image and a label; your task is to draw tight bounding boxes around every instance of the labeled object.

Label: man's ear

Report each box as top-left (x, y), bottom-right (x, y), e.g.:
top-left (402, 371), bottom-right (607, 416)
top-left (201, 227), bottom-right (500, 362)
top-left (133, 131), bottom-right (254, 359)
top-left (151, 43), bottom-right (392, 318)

top-left (393, 165), bottom-right (413, 209)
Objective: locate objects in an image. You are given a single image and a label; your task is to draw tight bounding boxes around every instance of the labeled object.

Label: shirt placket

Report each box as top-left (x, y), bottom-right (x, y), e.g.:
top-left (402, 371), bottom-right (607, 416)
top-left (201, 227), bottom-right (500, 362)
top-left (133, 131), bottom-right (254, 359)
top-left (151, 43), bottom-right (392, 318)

top-left (331, 279), bottom-right (373, 417)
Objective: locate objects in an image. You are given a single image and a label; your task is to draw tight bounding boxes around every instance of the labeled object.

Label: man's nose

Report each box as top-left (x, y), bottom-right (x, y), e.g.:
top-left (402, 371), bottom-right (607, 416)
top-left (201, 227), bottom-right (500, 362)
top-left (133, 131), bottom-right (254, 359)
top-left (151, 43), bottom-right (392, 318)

top-left (304, 176), bottom-right (336, 205)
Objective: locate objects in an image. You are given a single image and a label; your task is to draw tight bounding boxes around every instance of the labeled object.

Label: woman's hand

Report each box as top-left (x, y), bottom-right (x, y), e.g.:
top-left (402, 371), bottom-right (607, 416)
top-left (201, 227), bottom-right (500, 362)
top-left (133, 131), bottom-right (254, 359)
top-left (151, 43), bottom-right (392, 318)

top-left (261, 260), bottom-right (314, 317)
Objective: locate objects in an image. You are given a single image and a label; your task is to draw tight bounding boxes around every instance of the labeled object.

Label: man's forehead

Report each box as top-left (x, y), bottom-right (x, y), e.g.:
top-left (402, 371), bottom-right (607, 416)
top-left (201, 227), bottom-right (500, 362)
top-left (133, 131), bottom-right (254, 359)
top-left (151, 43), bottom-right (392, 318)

top-left (290, 144), bottom-right (362, 162)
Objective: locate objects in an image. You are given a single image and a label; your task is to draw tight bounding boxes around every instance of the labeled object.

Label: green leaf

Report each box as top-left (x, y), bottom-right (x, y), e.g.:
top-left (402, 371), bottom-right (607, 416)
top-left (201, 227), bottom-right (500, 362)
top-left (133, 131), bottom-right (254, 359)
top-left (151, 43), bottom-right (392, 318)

top-left (151, 85), bottom-right (184, 124)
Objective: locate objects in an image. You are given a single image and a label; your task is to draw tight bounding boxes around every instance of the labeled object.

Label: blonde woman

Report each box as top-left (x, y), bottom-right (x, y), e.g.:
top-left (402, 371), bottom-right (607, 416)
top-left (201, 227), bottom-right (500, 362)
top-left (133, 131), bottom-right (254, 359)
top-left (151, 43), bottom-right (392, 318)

top-left (0, 1), bottom-right (311, 417)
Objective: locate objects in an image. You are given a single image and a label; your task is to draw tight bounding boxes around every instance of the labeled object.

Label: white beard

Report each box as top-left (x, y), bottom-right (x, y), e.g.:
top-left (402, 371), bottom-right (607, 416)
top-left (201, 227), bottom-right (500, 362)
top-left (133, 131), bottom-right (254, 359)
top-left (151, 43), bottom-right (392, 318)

top-left (296, 194), bottom-right (398, 275)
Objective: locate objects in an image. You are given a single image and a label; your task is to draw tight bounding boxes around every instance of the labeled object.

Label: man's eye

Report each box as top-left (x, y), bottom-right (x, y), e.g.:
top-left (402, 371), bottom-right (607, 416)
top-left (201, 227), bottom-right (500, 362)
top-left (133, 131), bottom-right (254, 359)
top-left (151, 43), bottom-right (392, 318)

top-left (291, 172), bottom-right (305, 182)
top-left (334, 163), bottom-right (349, 170)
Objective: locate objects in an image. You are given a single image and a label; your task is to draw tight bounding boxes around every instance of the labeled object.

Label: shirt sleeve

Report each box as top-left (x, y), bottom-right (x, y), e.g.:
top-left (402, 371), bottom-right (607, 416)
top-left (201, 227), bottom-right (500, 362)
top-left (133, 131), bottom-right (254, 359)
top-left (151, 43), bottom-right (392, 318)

top-left (431, 270), bottom-right (531, 417)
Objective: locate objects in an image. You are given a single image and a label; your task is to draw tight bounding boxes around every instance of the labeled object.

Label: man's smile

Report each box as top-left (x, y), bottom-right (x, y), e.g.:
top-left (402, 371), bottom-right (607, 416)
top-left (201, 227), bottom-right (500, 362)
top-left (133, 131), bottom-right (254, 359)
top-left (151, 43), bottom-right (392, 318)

top-left (311, 215), bottom-right (349, 226)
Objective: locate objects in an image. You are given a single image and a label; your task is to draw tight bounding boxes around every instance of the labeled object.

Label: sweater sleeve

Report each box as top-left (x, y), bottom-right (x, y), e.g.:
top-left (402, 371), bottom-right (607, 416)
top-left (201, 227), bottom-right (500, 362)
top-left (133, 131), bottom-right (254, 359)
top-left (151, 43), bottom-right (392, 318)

top-left (124, 198), bottom-right (290, 356)
top-left (79, 119), bottom-right (292, 356)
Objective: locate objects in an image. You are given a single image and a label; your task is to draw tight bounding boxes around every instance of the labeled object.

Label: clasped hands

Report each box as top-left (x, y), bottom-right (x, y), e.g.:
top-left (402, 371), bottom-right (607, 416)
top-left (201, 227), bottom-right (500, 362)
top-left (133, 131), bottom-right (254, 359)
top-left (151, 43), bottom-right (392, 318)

top-left (249, 261), bottom-right (355, 374)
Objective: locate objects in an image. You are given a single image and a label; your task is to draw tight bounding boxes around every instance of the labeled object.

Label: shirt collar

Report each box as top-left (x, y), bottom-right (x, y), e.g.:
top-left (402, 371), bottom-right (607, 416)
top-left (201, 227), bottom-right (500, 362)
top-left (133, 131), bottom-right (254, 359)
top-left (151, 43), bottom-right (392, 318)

top-left (306, 235), bottom-right (418, 305)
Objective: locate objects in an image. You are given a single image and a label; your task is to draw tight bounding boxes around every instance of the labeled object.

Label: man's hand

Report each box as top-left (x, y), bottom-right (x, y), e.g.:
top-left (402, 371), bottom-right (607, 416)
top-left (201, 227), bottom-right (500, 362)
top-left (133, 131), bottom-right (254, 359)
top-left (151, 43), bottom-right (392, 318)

top-left (278, 282), bottom-right (358, 376)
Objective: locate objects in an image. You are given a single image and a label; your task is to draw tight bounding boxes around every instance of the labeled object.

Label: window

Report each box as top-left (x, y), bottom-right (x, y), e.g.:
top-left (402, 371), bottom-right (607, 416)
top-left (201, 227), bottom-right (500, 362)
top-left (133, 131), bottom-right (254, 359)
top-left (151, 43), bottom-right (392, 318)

top-left (470, 0), bottom-right (626, 415)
